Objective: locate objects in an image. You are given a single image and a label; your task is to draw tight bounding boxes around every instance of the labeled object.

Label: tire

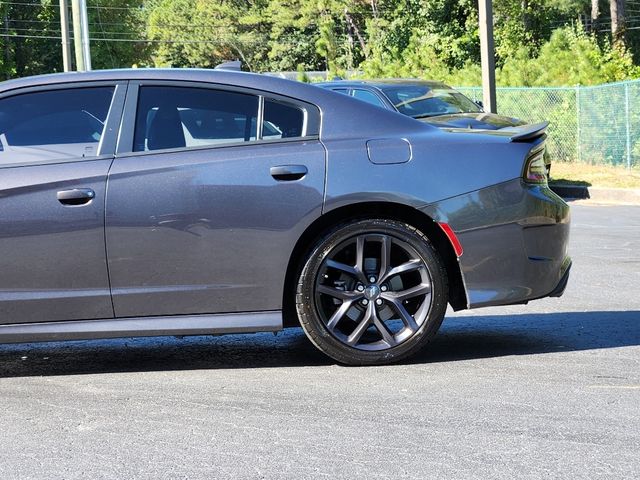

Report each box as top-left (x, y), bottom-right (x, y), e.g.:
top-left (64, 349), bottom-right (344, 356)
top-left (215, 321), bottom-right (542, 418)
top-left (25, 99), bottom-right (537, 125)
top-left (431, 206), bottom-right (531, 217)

top-left (296, 218), bottom-right (448, 365)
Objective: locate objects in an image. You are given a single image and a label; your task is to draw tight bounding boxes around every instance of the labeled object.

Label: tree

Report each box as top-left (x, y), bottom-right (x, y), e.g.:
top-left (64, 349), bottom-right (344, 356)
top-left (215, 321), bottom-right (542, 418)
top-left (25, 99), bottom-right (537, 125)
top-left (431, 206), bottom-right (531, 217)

top-left (609, 0), bottom-right (625, 46)
top-left (0, 0), bottom-right (149, 78)
top-left (0, 0), bottom-right (60, 78)
top-left (0, 0), bottom-right (639, 86)
top-left (498, 25), bottom-right (638, 86)
top-left (145, 0), bottom-right (246, 68)
top-left (88, 0), bottom-right (150, 70)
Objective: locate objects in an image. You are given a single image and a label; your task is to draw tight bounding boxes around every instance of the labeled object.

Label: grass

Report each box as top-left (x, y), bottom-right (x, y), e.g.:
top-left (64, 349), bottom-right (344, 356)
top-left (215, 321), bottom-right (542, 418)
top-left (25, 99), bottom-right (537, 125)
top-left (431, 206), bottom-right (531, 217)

top-left (549, 162), bottom-right (640, 189)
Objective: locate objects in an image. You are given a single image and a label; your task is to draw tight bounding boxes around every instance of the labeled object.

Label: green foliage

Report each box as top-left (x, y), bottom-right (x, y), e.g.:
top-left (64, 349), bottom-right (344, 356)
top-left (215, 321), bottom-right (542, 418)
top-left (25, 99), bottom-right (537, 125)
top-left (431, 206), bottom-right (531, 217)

top-left (89, 0), bottom-right (149, 69)
top-left (259, 0), bottom-right (320, 72)
top-left (1, 0), bottom-right (640, 88)
top-left (315, 11), bottom-right (339, 76)
top-left (360, 32), bottom-right (456, 80)
top-left (0, 0), bottom-right (149, 77)
top-left (498, 26), bottom-right (640, 86)
top-left (360, 23), bottom-right (639, 88)
top-left (296, 63), bottom-right (310, 82)
top-left (492, 0), bottom-right (560, 63)
top-left (0, 0), bottom-right (60, 78)
top-left (360, 0), bottom-right (479, 76)
top-left (145, 0), bottom-right (252, 68)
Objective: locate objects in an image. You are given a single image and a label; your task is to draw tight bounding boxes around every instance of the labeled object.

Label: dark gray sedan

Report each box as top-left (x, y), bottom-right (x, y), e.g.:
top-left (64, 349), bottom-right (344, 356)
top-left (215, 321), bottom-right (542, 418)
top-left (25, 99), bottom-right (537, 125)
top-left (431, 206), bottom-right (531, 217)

top-left (0, 69), bottom-right (570, 365)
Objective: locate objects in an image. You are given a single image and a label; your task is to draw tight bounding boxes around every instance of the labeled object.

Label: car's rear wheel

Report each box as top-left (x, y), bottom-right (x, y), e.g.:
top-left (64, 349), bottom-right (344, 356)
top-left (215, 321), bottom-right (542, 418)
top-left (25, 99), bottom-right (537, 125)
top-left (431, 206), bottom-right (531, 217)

top-left (296, 219), bottom-right (448, 365)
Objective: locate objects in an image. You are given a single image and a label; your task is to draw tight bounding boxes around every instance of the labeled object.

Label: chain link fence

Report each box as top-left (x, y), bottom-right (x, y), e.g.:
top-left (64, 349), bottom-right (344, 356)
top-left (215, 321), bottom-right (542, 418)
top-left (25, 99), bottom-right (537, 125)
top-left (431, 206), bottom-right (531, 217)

top-left (290, 72), bottom-right (638, 168)
top-left (457, 81), bottom-right (640, 168)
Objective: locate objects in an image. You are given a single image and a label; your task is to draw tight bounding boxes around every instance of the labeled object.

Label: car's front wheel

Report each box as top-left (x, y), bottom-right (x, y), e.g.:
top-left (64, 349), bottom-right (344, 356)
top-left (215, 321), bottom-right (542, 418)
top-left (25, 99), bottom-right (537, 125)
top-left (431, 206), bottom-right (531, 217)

top-left (296, 219), bottom-right (448, 365)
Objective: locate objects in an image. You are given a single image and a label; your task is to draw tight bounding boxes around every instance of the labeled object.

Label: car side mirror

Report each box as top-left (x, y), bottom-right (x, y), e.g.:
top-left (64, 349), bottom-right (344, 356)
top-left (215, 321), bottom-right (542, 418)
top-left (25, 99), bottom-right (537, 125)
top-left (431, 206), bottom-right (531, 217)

top-left (476, 100), bottom-right (484, 110)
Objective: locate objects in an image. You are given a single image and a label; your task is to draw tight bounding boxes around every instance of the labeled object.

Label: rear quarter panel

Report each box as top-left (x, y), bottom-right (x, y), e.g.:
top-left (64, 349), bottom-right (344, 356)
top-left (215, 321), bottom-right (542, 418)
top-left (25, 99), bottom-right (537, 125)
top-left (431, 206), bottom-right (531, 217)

top-left (322, 128), bottom-right (534, 212)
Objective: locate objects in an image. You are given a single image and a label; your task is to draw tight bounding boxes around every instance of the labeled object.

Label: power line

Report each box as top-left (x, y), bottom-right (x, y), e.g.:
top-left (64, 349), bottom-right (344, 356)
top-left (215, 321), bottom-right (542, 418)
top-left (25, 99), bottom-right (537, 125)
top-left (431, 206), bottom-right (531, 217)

top-left (0, 1), bottom-right (400, 14)
top-left (0, 32), bottom-right (333, 44)
top-left (3, 16), bottom-right (325, 30)
top-left (7, 26), bottom-right (141, 36)
top-left (1, 1), bottom-right (142, 10)
top-left (7, 19), bottom-right (215, 29)
top-left (0, 33), bottom-right (66, 40)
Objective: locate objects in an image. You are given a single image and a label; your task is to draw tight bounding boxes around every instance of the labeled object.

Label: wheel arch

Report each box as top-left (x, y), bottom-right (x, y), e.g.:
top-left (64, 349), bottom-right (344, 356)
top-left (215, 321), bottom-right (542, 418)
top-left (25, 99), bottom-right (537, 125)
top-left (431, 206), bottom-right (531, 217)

top-left (282, 201), bottom-right (468, 327)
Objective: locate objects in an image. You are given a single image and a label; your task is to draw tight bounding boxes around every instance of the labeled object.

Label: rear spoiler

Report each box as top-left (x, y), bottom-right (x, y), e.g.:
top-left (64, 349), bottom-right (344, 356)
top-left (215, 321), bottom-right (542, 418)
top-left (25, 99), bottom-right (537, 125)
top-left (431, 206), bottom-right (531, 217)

top-left (214, 60), bottom-right (242, 71)
top-left (503, 121), bottom-right (549, 143)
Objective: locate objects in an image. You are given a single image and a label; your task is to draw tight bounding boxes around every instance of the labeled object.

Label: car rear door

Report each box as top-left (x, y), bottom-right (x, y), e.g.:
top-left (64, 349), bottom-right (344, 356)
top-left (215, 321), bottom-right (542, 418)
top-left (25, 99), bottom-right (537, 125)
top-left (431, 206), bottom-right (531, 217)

top-left (105, 82), bottom-right (325, 317)
top-left (0, 82), bottom-right (126, 324)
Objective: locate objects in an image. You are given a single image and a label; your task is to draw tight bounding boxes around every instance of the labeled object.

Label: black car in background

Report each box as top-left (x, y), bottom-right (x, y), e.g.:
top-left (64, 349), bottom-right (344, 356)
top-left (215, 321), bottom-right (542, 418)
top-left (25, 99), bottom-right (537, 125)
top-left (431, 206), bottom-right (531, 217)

top-left (317, 79), bottom-right (526, 130)
top-left (318, 79), bottom-right (552, 174)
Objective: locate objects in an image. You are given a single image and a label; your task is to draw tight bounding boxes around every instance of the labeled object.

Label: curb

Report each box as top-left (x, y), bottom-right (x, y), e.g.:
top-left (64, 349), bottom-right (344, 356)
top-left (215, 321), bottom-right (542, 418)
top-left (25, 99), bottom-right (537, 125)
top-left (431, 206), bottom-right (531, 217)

top-left (550, 183), bottom-right (640, 205)
top-left (588, 187), bottom-right (640, 204)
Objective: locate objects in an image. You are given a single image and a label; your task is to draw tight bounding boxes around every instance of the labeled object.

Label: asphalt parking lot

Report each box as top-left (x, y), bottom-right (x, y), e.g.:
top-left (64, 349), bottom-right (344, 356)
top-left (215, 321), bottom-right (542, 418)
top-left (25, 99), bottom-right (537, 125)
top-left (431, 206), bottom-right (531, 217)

top-left (0, 202), bottom-right (638, 479)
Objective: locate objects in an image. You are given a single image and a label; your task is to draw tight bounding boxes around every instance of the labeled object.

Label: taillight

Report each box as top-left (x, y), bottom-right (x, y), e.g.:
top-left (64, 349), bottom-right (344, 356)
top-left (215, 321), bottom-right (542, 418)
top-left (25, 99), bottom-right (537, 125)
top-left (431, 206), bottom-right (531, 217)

top-left (524, 148), bottom-right (547, 184)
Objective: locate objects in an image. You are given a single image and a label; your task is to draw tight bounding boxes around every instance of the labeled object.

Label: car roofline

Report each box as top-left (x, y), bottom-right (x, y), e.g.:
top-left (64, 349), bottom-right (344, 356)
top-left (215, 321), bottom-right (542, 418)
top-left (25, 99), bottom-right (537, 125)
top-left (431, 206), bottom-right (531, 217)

top-left (316, 79), bottom-right (449, 89)
top-left (0, 68), bottom-right (439, 141)
top-left (0, 68), bottom-right (340, 103)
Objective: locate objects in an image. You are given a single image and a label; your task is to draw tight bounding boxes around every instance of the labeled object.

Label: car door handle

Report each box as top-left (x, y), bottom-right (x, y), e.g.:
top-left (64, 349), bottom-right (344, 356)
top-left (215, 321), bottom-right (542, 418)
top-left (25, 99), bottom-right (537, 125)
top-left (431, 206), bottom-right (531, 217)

top-left (270, 165), bottom-right (308, 181)
top-left (57, 188), bottom-right (95, 206)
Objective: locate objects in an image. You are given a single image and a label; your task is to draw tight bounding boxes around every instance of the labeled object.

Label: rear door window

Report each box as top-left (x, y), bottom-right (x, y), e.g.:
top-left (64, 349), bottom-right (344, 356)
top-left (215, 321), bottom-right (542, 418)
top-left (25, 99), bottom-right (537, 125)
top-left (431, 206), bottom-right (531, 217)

top-left (0, 87), bottom-right (114, 165)
top-left (262, 99), bottom-right (304, 139)
top-left (133, 86), bottom-right (259, 151)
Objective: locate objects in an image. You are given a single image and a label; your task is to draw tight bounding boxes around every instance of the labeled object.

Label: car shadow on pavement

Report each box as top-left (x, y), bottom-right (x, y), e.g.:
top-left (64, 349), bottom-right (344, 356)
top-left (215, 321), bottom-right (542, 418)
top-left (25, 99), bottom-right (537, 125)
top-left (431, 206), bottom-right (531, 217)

top-left (412, 310), bottom-right (640, 364)
top-left (0, 310), bottom-right (638, 377)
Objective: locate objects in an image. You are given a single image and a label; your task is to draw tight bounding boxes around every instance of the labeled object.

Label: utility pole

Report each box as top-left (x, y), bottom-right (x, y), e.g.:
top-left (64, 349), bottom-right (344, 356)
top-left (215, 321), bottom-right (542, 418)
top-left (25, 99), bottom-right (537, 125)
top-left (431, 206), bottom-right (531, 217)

top-left (4, 14), bottom-right (9, 80)
top-left (478, 0), bottom-right (497, 113)
top-left (59, 0), bottom-right (72, 71)
top-left (71, 0), bottom-right (91, 71)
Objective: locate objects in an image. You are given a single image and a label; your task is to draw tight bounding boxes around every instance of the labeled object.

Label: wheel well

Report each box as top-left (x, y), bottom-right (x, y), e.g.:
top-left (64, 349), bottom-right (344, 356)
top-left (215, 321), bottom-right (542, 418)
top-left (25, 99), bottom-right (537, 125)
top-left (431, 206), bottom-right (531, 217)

top-left (282, 202), bottom-right (468, 327)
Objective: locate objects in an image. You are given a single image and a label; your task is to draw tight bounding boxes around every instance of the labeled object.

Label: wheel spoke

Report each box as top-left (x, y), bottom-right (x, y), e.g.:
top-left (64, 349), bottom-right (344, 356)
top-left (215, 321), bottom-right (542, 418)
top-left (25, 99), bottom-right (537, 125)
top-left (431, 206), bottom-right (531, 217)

top-left (383, 283), bottom-right (431, 301)
top-left (347, 302), bottom-right (373, 346)
top-left (386, 299), bottom-right (419, 332)
top-left (317, 284), bottom-right (363, 301)
top-left (325, 259), bottom-right (360, 278)
top-left (380, 258), bottom-right (423, 283)
top-left (378, 235), bottom-right (392, 279)
top-left (355, 236), bottom-right (365, 273)
top-left (326, 299), bottom-right (355, 330)
top-left (372, 308), bottom-right (397, 347)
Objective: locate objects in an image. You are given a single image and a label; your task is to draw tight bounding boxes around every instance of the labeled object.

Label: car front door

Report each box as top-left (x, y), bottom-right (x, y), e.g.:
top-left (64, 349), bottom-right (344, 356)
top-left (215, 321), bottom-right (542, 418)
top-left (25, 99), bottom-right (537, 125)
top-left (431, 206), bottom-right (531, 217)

top-left (0, 83), bottom-right (126, 324)
top-left (105, 82), bottom-right (325, 317)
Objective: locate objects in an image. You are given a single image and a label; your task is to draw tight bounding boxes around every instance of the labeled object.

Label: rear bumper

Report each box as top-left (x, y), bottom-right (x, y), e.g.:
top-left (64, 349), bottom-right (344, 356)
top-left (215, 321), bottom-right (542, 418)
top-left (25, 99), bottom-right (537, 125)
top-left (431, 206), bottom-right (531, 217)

top-left (548, 256), bottom-right (571, 298)
top-left (421, 179), bottom-right (571, 309)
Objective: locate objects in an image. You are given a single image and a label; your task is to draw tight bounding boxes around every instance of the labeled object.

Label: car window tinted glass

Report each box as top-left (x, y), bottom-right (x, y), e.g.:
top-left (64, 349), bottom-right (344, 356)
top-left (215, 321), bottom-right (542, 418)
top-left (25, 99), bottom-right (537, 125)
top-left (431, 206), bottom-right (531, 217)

top-left (0, 87), bottom-right (114, 165)
top-left (262, 99), bottom-right (304, 139)
top-left (351, 89), bottom-right (385, 108)
top-left (134, 86), bottom-right (259, 151)
top-left (380, 86), bottom-right (481, 118)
